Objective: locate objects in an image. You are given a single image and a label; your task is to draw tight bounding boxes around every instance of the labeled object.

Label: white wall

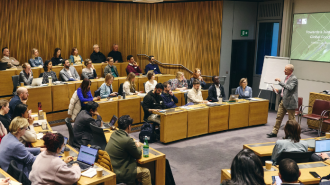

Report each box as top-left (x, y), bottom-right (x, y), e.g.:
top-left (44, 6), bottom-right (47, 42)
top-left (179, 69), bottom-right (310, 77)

top-left (220, 1), bottom-right (258, 97)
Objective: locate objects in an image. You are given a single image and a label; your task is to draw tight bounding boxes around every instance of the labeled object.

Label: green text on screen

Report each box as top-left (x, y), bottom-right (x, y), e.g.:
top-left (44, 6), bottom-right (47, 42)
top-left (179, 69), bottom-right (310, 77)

top-left (291, 13), bottom-right (330, 62)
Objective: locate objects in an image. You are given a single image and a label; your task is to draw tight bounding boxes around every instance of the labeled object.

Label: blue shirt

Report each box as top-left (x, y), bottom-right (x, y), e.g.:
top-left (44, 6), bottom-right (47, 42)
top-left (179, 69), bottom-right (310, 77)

top-left (145, 63), bottom-right (161, 74)
top-left (0, 133), bottom-right (40, 177)
top-left (7, 95), bottom-right (22, 119)
top-left (76, 87), bottom-right (93, 107)
top-left (235, 86), bottom-right (252, 99)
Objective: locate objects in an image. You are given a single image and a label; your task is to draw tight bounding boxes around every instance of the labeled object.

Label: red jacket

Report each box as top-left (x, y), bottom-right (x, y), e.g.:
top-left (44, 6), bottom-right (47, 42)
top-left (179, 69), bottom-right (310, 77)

top-left (126, 64), bottom-right (142, 75)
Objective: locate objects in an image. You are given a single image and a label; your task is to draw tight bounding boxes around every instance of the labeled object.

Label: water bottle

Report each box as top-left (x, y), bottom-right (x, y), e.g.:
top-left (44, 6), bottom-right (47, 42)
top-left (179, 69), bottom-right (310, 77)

top-left (123, 93), bottom-right (126, 99)
top-left (48, 76), bottom-right (52, 84)
top-left (143, 136), bottom-right (149, 158)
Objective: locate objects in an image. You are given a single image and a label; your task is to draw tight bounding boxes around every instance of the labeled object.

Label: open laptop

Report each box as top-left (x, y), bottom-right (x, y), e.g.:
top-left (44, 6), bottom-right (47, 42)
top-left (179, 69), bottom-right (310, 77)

top-left (59, 137), bottom-right (68, 154)
top-left (228, 94), bottom-right (239, 101)
top-left (31, 78), bottom-right (43, 86)
top-left (68, 145), bottom-right (98, 171)
top-left (315, 140), bottom-right (330, 155)
top-left (103, 115), bottom-right (118, 128)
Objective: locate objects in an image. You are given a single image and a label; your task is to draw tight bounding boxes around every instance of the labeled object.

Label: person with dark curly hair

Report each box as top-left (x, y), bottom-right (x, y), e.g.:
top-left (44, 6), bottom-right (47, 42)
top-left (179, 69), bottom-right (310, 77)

top-left (29, 133), bottom-right (81, 184)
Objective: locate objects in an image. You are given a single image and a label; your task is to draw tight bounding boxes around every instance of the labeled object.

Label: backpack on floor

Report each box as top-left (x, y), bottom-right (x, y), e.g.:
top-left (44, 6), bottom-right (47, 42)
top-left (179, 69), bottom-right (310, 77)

top-left (139, 122), bottom-right (156, 143)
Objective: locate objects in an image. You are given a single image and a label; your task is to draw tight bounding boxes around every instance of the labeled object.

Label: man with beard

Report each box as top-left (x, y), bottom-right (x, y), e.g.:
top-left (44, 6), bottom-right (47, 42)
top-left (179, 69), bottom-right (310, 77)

top-left (7, 87), bottom-right (29, 119)
top-left (142, 83), bottom-right (166, 124)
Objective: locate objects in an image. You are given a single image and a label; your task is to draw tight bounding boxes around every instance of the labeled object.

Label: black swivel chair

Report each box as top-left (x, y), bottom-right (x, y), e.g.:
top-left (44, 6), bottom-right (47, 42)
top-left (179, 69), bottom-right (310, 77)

top-left (7, 160), bottom-right (31, 185)
top-left (65, 118), bottom-right (80, 149)
top-left (12, 75), bottom-right (19, 95)
top-left (39, 73), bottom-right (43, 78)
top-left (276, 151), bottom-right (313, 164)
top-left (202, 83), bottom-right (212, 90)
top-left (118, 83), bottom-right (124, 96)
top-left (143, 82), bottom-right (146, 93)
top-left (89, 123), bottom-right (107, 150)
top-left (184, 92), bottom-right (188, 105)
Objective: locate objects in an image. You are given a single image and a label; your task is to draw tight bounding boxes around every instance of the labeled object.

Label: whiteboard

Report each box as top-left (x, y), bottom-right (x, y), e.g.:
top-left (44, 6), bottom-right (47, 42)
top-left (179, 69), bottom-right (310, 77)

top-left (259, 56), bottom-right (290, 91)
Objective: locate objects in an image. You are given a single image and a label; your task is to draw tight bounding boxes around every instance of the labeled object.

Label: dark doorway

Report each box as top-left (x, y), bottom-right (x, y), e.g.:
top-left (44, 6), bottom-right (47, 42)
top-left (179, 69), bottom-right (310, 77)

top-left (229, 40), bottom-right (255, 94)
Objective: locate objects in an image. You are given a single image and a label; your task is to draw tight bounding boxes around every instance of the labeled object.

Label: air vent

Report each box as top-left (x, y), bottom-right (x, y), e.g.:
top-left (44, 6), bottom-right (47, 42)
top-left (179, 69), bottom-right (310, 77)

top-left (258, 1), bottom-right (283, 20)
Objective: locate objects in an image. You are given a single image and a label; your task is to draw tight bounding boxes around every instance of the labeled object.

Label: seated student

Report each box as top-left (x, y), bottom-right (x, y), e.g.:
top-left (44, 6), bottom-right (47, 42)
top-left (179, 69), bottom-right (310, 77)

top-left (50, 48), bottom-right (63, 66)
top-left (107, 44), bottom-right (123, 63)
top-left (235, 78), bottom-right (252, 99)
top-left (29, 133), bottom-right (81, 184)
top-left (104, 57), bottom-right (119, 77)
top-left (82, 59), bottom-right (98, 79)
top-left (221, 149), bottom-right (265, 185)
top-left (207, 76), bottom-right (226, 102)
top-left (271, 120), bottom-right (308, 165)
top-left (126, 55), bottom-right (142, 75)
top-left (19, 63), bottom-right (34, 85)
top-left (161, 82), bottom-right (178, 109)
top-left (145, 71), bottom-right (157, 93)
top-left (170, 72), bottom-right (188, 91)
top-left (142, 83), bottom-right (166, 124)
top-left (276, 158), bottom-right (302, 185)
top-left (73, 101), bottom-right (103, 146)
top-left (189, 68), bottom-right (206, 89)
top-left (60, 59), bottom-right (80, 81)
top-left (187, 80), bottom-right (208, 104)
top-left (29, 48), bottom-right (43, 67)
top-left (42, 60), bottom-right (58, 84)
top-left (123, 72), bottom-right (139, 95)
top-left (0, 99), bottom-right (11, 132)
top-left (100, 74), bottom-right (117, 99)
top-left (105, 115), bottom-right (151, 185)
top-left (0, 117), bottom-right (45, 177)
top-left (7, 87), bottom-right (29, 119)
top-left (69, 47), bottom-right (83, 64)
top-left (90, 44), bottom-right (106, 63)
top-left (76, 79), bottom-right (100, 109)
top-left (144, 55), bottom-right (161, 74)
top-left (1, 47), bottom-right (20, 68)
top-left (12, 104), bottom-right (37, 145)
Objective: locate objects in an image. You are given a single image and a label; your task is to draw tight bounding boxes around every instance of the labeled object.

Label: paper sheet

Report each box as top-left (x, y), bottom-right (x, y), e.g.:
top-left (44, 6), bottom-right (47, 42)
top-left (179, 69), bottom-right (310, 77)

top-left (33, 120), bottom-right (47, 126)
top-left (81, 168), bottom-right (97, 178)
top-left (270, 84), bottom-right (278, 94)
top-left (37, 133), bottom-right (44, 140)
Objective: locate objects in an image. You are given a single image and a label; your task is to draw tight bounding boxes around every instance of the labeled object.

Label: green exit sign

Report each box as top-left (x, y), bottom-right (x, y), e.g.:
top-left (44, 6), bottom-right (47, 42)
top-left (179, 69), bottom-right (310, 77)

top-left (241, 30), bottom-right (249, 37)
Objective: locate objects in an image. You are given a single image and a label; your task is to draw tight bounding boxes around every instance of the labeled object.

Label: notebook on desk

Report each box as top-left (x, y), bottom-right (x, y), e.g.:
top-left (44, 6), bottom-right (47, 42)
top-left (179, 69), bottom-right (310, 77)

top-left (315, 140), bottom-right (330, 155)
top-left (68, 145), bottom-right (98, 172)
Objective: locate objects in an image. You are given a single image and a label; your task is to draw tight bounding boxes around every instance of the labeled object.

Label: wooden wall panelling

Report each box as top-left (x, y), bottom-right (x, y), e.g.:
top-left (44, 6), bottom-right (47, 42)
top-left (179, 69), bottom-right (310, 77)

top-left (0, 0), bottom-right (222, 85)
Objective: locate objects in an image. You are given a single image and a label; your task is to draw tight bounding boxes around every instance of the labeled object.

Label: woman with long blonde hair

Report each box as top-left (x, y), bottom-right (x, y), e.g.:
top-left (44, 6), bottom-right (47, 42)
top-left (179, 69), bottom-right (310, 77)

top-left (123, 72), bottom-right (138, 95)
top-left (29, 48), bottom-right (43, 67)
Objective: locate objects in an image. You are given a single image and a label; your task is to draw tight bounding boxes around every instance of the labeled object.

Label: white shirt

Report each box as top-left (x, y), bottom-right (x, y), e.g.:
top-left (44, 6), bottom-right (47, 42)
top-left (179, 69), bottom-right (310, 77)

top-left (65, 68), bottom-right (73, 78)
top-left (187, 87), bottom-right (203, 104)
top-left (145, 80), bottom-right (157, 93)
top-left (215, 85), bottom-right (221, 100)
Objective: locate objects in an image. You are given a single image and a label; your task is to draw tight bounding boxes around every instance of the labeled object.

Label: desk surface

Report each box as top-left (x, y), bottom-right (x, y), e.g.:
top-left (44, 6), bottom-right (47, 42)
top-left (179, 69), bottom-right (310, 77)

top-left (31, 113), bottom-right (53, 148)
top-left (0, 168), bottom-right (19, 183)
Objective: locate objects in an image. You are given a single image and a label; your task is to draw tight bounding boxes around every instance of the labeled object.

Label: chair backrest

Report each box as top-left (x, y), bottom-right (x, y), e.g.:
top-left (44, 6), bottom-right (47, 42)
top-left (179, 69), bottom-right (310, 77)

top-left (0, 62), bottom-right (7, 71)
top-left (143, 82), bottom-right (146, 93)
top-left (7, 160), bottom-right (21, 182)
top-left (296, 97), bottom-right (303, 111)
top-left (12, 75), bottom-right (19, 94)
top-left (202, 83), bottom-right (212, 90)
top-left (312, 99), bottom-right (330, 115)
top-left (7, 160), bottom-right (31, 185)
top-left (118, 83), bottom-right (124, 96)
top-left (65, 118), bottom-right (75, 146)
top-left (39, 73), bottom-right (43, 78)
top-left (141, 101), bottom-right (148, 122)
top-left (97, 150), bottom-right (113, 172)
top-left (184, 92), bottom-right (188, 105)
top-left (276, 151), bottom-right (313, 164)
top-left (89, 123), bottom-right (107, 150)
top-left (94, 87), bottom-right (101, 97)
top-left (231, 88), bottom-right (237, 95)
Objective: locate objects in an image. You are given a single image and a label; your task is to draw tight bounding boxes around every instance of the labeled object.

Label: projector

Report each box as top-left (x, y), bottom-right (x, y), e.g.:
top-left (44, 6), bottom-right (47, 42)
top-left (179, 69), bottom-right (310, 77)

top-left (133, 0), bottom-right (163, 3)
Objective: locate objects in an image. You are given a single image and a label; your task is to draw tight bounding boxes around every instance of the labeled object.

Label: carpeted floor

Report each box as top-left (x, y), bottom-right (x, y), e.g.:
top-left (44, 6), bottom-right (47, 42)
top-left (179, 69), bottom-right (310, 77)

top-left (52, 111), bottom-right (319, 185)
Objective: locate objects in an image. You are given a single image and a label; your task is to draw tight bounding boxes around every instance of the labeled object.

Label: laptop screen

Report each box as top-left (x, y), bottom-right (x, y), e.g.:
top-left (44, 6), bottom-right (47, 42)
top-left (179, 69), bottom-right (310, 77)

top-left (109, 115), bottom-right (118, 126)
top-left (61, 137), bottom-right (68, 153)
top-left (77, 145), bottom-right (98, 165)
top-left (315, 140), bottom-right (330, 152)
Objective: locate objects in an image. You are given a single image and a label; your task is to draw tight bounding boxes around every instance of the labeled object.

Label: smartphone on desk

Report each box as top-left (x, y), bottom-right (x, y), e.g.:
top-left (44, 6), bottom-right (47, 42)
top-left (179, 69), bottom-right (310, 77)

top-left (310, 171), bottom-right (321, 178)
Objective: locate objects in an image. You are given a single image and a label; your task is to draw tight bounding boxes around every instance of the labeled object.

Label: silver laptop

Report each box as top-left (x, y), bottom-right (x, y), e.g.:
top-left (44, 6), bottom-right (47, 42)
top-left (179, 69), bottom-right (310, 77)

top-left (228, 94), bottom-right (239, 101)
top-left (315, 140), bottom-right (330, 155)
top-left (31, 78), bottom-right (43, 86)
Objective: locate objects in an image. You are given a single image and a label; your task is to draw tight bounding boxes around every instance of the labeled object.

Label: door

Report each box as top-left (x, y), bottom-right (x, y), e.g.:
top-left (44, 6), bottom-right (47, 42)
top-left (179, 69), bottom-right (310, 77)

top-left (229, 40), bottom-right (255, 95)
